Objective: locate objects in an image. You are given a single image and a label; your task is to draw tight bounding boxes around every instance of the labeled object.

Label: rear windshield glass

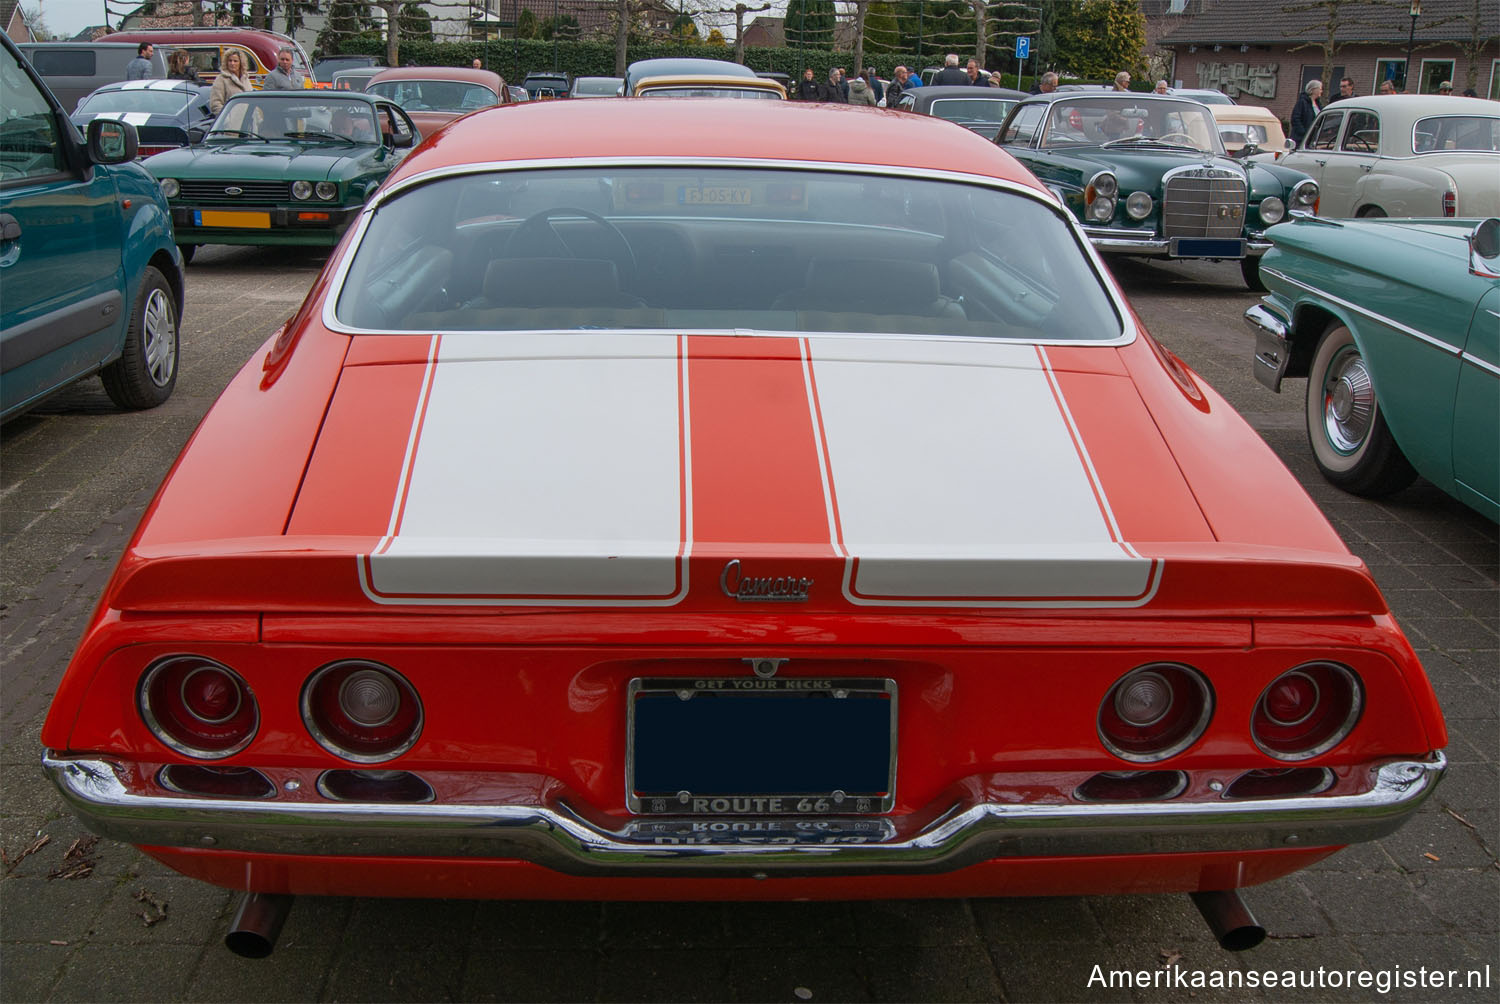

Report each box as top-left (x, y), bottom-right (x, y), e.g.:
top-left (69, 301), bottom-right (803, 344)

top-left (367, 80), bottom-right (497, 112)
top-left (334, 167), bottom-right (1121, 342)
top-left (930, 98), bottom-right (1015, 124)
top-left (638, 86), bottom-right (781, 99)
top-left (78, 89), bottom-right (195, 115)
top-left (1413, 115), bottom-right (1500, 153)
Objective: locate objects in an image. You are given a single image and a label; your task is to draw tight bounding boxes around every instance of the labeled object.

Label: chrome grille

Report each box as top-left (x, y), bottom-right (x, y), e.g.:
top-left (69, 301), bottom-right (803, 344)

top-left (1162, 168), bottom-right (1246, 239)
top-left (177, 180), bottom-right (291, 204)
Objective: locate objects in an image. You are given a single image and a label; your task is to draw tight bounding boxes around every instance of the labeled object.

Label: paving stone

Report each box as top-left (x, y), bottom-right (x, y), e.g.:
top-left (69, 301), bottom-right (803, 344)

top-left (1296, 872), bottom-right (1435, 934)
top-left (0, 942), bottom-right (72, 1002)
top-left (600, 902), bottom-right (729, 949)
top-left (321, 944), bottom-right (466, 1002)
top-left (343, 896), bottom-right (477, 949)
top-left (1351, 933), bottom-right (1499, 1004)
top-left (0, 876), bottom-right (120, 944)
top-left (595, 948), bottom-right (733, 1002)
top-left (87, 875), bottom-right (232, 945)
top-left (183, 947), bottom-right (335, 1003)
top-left (971, 895), bottom-right (1105, 943)
top-left (850, 898), bottom-right (979, 948)
top-left (1085, 893), bottom-right (1231, 948)
top-left (1376, 807), bottom-right (1497, 871)
top-left (1232, 935), bottom-right (1374, 1003)
top-left (985, 940), bottom-right (1139, 1004)
top-left (47, 944), bottom-right (201, 1002)
top-left (1410, 867), bottom-right (1499, 933)
top-left (463, 949), bottom-right (602, 1003)
top-left (864, 945), bottom-right (1002, 1002)
top-left (468, 900), bottom-right (602, 951)
top-left (724, 948), bottom-right (873, 1003)
top-left (720, 900), bottom-right (859, 949)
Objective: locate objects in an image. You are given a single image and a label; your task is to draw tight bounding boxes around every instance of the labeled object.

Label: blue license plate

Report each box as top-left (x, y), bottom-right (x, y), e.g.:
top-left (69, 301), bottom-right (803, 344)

top-left (1171, 237), bottom-right (1246, 258)
top-left (628, 677), bottom-right (895, 814)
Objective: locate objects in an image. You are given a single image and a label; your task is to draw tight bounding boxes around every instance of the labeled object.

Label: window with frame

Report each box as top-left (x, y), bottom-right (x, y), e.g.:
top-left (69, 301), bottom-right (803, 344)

top-left (1375, 59), bottom-right (1407, 92)
top-left (1340, 111), bottom-right (1379, 153)
top-left (1307, 111), bottom-right (1343, 150)
top-left (1002, 103), bottom-right (1045, 145)
top-left (0, 46), bottom-right (67, 183)
top-left (1489, 59), bottom-right (1499, 101)
top-left (1418, 59), bottom-right (1454, 95)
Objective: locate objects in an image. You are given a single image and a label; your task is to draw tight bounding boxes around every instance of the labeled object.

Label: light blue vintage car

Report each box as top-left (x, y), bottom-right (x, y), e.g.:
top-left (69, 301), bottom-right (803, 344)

top-left (1245, 215), bottom-right (1499, 520)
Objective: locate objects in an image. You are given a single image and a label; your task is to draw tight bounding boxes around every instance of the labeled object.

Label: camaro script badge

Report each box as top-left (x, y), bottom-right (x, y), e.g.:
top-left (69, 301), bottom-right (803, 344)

top-left (720, 560), bottom-right (812, 602)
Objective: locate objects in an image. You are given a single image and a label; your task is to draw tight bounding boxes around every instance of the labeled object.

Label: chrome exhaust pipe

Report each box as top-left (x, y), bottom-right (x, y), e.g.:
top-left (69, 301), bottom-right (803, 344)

top-left (1190, 890), bottom-right (1266, 951)
top-left (224, 892), bottom-right (294, 958)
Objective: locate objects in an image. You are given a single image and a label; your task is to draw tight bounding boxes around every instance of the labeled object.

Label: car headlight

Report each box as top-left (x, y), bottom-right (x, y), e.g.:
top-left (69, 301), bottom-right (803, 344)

top-left (1087, 197), bottom-right (1116, 222)
top-left (315, 182), bottom-right (338, 201)
top-left (1259, 196), bottom-right (1286, 225)
top-left (292, 180), bottom-right (314, 200)
top-left (158, 178), bottom-right (179, 199)
top-left (1125, 192), bottom-right (1153, 220)
top-left (1087, 171), bottom-right (1118, 199)
top-left (1289, 179), bottom-right (1318, 209)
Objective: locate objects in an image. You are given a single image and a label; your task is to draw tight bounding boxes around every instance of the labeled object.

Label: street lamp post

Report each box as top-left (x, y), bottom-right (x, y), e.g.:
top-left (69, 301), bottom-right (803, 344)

top-left (1404, 1), bottom-right (1420, 93)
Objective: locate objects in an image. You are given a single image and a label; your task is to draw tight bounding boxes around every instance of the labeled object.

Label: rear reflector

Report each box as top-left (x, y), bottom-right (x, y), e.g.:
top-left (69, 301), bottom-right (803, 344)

top-left (158, 764), bottom-right (275, 799)
top-left (1075, 770), bottom-right (1187, 801)
top-left (317, 769), bottom-right (433, 803)
top-left (1224, 767), bottom-right (1334, 799)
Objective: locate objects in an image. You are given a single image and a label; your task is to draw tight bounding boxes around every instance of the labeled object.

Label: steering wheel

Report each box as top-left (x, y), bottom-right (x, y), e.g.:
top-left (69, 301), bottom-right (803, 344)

top-left (509, 207), bottom-right (636, 287)
top-left (1156, 131), bottom-right (1198, 145)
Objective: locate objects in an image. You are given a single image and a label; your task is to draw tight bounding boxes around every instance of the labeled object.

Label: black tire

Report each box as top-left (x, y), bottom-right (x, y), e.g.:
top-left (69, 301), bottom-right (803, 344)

top-left (1356, 206), bottom-right (1387, 218)
top-left (1304, 322), bottom-right (1416, 496)
top-left (178, 244), bottom-right (196, 264)
top-left (101, 266), bottom-right (179, 411)
top-left (1240, 255), bottom-right (1266, 291)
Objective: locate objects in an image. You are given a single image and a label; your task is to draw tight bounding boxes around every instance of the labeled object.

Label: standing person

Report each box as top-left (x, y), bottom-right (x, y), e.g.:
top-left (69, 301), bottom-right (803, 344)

top-left (126, 42), bottom-right (155, 80)
top-left (1437, 80), bottom-right (1454, 95)
top-left (1328, 76), bottom-right (1356, 103)
top-left (262, 48), bottom-right (304, 91)
top-left (1378, 79), bottom-right (1397, 94)
top-left (847, 73), bottom-right (876, 106)
top-left (1289, 78), bottom-right (1322, 145)
top-left (472, 58), bottom-right (483, 70)
top-left (209, 49), bottom-right (252, 113)
top-left (1113, 70), bottom-right (1131, 91)
top-left (836, 67), bottom-right (849, 100)
top-left (864, 67), bottom-right (883, 105)
top-left (795, 67), bottom-right (819, 101)
top-left (965, 59), bottom-right (984, 86)
top-left (818, 68), bottom-right (847, 103)
top-left (167, 50), bottom-right (199, 83)
top-left (934, 54), bottom-right (968, 86)
top-left (887, 65), bottom-right (914, 103)
top-left (1154, 79), bottom-right (1169, 94)
top-left (1030, 70), bottom-right (1057, 95)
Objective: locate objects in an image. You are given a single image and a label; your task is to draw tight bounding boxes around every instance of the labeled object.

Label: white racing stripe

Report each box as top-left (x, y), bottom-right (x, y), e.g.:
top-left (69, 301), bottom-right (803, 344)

top-left (361, 333), bottom-right (689, 605)
top-left (146, 80), bottom-right (183, 90)
top-left (807, 338), bottom-right (1157, 606)
top-left (123, 112), bottom-right (154, 126)
top-left (118, 80), bottom-right (152, 90)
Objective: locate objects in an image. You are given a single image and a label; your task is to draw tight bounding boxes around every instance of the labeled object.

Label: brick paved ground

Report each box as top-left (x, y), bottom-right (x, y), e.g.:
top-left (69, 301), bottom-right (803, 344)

top-left (1, 249), bottom-right (1494, 1002)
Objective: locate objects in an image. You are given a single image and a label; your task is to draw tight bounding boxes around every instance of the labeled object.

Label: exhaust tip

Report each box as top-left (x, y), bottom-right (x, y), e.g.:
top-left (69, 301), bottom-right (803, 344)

top-left (224, 892), bottom-right (294, 958)
top-left (1190, 889), bottom-right (1266, 952)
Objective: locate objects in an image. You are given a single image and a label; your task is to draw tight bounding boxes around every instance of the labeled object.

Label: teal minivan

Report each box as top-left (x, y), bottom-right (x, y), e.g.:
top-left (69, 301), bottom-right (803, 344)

top-left (1, 31), bottom-right (183, 421)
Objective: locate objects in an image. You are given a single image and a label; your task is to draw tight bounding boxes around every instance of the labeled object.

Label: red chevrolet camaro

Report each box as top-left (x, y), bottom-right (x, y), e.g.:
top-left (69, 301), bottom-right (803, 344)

top-left (42, 99), bottom-right (1446, 957)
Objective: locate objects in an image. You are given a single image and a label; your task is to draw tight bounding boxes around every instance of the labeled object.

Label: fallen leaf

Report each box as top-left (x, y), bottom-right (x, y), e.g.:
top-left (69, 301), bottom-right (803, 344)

top-left (134, 888), bottom-right (168, 927)
top-left (1423, 852), bottom-right (1440, 862)
top-left (1445, 808), bottom-right (1474, 830)
top-left (1159, 948), bottom-right (1182, 966)
top-left (3, 834), bottom-right (51, 874)
top-left (47, 861), bottom-right (94, 881)
top-left (62, 836), bottom-right (99, 861)
top-left (49, 940), bottom-right (67, 946)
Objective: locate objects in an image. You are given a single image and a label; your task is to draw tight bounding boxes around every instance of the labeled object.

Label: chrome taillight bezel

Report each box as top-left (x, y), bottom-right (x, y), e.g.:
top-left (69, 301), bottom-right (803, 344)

top-left (1251, 662), bottom-right (1363, 761)
top-left (138, 655), bottom-right (259, 759)
top-left (300, 660), bottom-right (423, 764)
top-left (1097, 663), bottom-right (1214, 763)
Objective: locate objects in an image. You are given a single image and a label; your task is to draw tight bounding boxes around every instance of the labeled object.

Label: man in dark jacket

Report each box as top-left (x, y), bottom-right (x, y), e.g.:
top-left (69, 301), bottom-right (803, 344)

top-left (933, 54), bottom-right (969, 86)
top-left (818, 69), bottom-right (847, 103)
top-left (795, 67), bottom-right (820, 101)
top-left (1289, 79), bottom-right (1323, 145)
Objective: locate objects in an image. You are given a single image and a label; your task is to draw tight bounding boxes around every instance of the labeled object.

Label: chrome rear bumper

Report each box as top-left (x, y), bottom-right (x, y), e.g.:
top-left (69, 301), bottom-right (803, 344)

top-left (45, 753), bottom-right (1445, 878)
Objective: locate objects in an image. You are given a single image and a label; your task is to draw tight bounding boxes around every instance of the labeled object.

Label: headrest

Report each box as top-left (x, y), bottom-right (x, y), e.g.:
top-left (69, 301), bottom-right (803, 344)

top-left (483, 257), bottom-right (622, 307)
top-left (797, 258), bottom-right (943, 313)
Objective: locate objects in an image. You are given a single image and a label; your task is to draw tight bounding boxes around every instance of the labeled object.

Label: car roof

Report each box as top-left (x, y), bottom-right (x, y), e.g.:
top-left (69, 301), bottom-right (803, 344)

top-left (381, 100), bottom-right (1043, 191)
top-left (92, 79), bottom-right (207, 94)
top-left (633, 75), bottom-right (786, 96)
top-left (369, 67), bottom-right (501, 87)
top-left (625, 57), bottom-right (758, 90)
top-left (915, 86), bottom-right (1029, 100)
top-left (226, 89), bottom-right (381, 105)
top-left (1313, 93), bottom-right (1498, 122)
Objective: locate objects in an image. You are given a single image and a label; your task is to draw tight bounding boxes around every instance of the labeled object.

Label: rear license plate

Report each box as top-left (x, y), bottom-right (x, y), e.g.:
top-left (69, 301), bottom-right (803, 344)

top-left (194, 210), bottom-right (271, 229)
top-left (678, 186), bottom-right (752, 206)
top-left (627, 677), bottom-right (896, 815)
top-left (1170, 237), bottom-right (1245, 258)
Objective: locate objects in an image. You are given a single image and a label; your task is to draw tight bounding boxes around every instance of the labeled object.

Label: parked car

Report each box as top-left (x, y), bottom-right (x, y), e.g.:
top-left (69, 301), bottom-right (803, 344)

top-left (312, 54), bottom-right (381, 82)
top-left (365, 66), bottom-right (505, 137)
top-left (1170, 87), bottom-right (1236, 106)
top-left (70, 79), bottom-right (215, 159)
top-left (1279, 94), bottom-right (1500, 219)
top-left (0, 31), bottom-right (183, 420)
top-left (1245, 214), bottom-right (1498, 519)
top-left (995, 92), bottom-right (1319, 289)
top-left (1208, 102), bottom-right (1287, 160)
top-left (632, 74), bottom-right (786, 99)
top-left (105, 27), bottom-right (312, 90)
top-left (522, 71), bottom-right (571, 100)
top-left (623, 57), bottom-right (755, 96)
top-left (330, 66), bottom-right (384, 93)
top-left (896, 84), bottom-right (1028, 140)
top-left (141, 90), bottom-right (418, 259)
top-left (15, 41), bottom-right (168, 112)
top-left (41, 98), bottom-right (1447, 958)
top-left (569, 75), bottom-right (622, 98)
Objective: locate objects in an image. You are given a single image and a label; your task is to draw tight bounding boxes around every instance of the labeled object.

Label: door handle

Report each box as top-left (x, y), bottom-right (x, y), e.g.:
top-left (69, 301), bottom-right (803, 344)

top-left (1313, 159), bottom-right (1327, 167)
top-left (0, 213), bottom-right (19, 242)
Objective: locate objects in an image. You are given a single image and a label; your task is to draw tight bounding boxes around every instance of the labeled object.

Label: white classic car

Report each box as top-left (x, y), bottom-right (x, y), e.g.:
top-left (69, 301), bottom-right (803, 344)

top-left (1280, 94), bottom-right (1499, 218)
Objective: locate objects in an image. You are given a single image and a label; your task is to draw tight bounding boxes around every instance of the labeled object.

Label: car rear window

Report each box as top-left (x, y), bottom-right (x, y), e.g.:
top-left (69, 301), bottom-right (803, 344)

top-left (1413, 114), bottom-right (1500, 153)
top-left (367, 80), bottom-right (497, 112)
top-left (333, 166), bottom-right (1122, 343)
top-left (78, 89), bottom-right (195, 116)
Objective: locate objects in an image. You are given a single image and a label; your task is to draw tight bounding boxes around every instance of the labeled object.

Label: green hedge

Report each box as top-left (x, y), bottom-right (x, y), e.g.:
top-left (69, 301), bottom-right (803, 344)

top-left (326, 37), bottom-right (1029, 88)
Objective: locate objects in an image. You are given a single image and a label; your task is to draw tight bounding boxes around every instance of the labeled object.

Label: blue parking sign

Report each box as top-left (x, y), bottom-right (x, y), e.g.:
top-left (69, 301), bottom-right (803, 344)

top-left (1016, 37), bottom-right (1031, 59)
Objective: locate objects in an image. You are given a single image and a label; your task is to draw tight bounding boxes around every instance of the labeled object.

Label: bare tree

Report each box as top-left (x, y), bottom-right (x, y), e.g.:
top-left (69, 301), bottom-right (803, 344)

top-left (1452, 0), bottom-right (1498, 92)
top-left (375, 0), bottom-right (400, 66)
top-left (843, 0), bottom-right (870, 74)
top-left (1281, 0), bottom-right (1432, 94)
top-left (969, 0), bottom-right (987, 70)
top-left (708, 2), bottom-right (771, 65)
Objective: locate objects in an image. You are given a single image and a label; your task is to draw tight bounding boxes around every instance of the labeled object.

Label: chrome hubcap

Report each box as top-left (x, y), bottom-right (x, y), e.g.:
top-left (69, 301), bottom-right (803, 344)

top-left (141, 289), bottom-right (177, 388)
top-left (1322, 347), bottom-right (1373, 454)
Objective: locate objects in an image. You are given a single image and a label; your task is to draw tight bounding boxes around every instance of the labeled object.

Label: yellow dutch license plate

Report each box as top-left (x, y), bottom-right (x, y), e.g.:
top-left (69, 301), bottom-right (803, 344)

top-left (679, 186), bottom-right (752, 206)
top-left (195, 210), bottom-right (271, 229)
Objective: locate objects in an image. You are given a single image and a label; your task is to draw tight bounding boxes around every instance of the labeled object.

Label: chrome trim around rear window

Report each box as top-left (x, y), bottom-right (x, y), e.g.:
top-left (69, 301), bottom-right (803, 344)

top-left (318, 156), bottom-right (1138, 348)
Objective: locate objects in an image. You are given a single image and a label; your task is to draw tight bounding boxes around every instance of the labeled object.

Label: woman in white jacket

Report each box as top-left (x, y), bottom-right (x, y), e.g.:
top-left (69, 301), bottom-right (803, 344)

top-left (209, 49), bottom-right (252, 114)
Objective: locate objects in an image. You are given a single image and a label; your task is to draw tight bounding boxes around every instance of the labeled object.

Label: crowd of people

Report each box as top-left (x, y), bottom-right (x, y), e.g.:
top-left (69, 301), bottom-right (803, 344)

top-left (792, 53), bottom-right (1017, 105)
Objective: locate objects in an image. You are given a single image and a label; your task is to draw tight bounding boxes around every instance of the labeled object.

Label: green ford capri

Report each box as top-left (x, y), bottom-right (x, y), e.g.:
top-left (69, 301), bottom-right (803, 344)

top-left (143, 91), bottom-right (419, 260)
top-left (1246, 216), bottom-right (1499, 521)
top-left (995, 92), bottom-right (1318, 290)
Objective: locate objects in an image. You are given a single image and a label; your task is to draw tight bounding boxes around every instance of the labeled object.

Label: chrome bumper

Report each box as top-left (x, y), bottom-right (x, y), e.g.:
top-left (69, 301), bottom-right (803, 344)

top-left (1246, 301), bottom-right (1293, 392)
top-left (45, 754), bottom-right (1445, 878)
top-left (1084, 228), bottom-right (1272, 259)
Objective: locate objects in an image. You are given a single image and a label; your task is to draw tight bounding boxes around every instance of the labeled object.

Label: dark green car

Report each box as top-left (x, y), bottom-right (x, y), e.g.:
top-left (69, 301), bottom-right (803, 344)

top-left (143, 91), bottom-right (418, 259)
top-left (996, 93), bottom-right (1319, 289)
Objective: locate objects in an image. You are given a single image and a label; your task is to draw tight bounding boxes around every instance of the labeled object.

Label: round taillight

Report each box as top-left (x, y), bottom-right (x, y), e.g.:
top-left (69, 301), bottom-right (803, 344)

top-left (301, 661), bottom-right (422, 763)
top-left (1252, 663), bottom-right (1362, 760)
top-left (1098, 663), bottom-right (1212, 763)
top-left (139, 656), bottom-right (258, 759)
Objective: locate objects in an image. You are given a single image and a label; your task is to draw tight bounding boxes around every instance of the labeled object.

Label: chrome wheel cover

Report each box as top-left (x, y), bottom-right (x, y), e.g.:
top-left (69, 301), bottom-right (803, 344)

top-left (1321, 345), bottom-right (1374, 455)
top-left (141, 287), bottom-right (177, 388)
